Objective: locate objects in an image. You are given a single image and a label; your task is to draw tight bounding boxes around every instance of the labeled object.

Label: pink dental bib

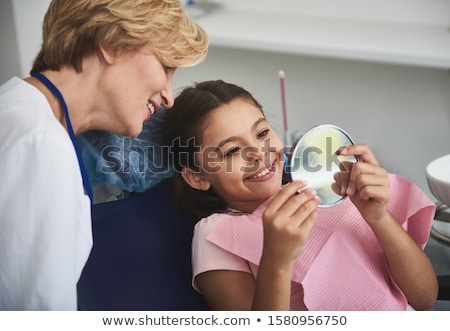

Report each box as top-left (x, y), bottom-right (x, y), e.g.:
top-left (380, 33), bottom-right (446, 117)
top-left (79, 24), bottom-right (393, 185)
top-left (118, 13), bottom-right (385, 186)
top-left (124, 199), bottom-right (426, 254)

top-left (206, 174), bottom-right (435, 310)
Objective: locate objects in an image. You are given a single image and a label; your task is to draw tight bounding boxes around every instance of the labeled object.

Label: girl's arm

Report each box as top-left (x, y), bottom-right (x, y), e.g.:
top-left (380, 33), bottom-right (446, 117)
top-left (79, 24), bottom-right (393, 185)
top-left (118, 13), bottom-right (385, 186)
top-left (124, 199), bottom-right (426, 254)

top-left (369, 211), bottom-right (438, 310)
top-left (196, 181), bottom-right (320, 310)
top-left (195, 269), bottom-right (256, 310)
top-left (334, 144), bottom-right (438, 310)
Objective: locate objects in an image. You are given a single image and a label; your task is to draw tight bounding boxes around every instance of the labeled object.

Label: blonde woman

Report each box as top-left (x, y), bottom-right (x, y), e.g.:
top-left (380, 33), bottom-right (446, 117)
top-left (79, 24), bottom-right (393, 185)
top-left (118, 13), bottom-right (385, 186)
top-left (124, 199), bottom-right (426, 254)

top-left (0, 0), bottom-right (208, 310)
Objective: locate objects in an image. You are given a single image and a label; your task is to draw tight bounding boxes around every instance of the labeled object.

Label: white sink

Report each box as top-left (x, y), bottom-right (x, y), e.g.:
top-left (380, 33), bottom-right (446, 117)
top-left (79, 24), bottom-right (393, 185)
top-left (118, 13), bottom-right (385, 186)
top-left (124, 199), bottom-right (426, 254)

top-left (427, 154), bottom-right (450, 206)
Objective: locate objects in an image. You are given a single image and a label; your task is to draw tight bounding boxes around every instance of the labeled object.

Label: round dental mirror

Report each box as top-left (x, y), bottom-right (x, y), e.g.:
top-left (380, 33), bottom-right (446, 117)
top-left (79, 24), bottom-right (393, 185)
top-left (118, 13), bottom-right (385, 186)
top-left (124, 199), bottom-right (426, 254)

top-left (286, 124), bottom-right (358, 207)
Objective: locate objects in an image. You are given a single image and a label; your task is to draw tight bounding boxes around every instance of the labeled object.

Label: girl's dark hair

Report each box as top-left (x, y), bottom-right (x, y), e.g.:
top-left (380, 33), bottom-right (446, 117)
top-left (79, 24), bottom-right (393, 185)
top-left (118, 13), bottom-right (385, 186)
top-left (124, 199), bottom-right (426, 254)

top-left (162, 80), bottom-right (264, 219)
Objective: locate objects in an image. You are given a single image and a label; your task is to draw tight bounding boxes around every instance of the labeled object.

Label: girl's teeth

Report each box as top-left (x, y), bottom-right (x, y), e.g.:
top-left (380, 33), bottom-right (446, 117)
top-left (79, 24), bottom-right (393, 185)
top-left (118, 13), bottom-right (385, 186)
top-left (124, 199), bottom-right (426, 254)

top-left (252, 166), bottom-right (271, 178)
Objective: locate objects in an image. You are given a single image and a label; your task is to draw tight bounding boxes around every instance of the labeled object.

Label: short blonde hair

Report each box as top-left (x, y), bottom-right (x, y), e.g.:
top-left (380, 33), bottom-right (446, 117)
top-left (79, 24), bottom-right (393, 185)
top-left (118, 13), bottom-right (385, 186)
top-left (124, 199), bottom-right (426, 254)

top-left (31, 0), bottom-right (208, 73)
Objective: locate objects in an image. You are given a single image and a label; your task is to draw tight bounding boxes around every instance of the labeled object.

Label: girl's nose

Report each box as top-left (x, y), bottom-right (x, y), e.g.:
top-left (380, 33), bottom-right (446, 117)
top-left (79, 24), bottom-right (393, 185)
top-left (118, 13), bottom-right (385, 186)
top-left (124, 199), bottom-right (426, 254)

top-left (258, 138), bottom-right (277, 167)
top-left (242, 147), bottom-right (263, 165)
top-left (252, 145), bottom-right (270, 167)
top-left (253, 149), bottom-right (265, 162)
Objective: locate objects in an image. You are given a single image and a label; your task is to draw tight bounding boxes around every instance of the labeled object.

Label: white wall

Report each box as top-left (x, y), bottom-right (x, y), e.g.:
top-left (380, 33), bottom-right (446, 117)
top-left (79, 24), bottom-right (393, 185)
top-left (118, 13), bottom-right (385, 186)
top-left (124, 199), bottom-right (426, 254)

top-left (11, 0), bottom-right (450, 78)
top-left (0, 0), bottom-right (21, 83)
top-left (173, 46), bottom-right (450, 199)
top-left (213, 0), bottom-right (450, 24)
top-left (11, 0), bottom-right (51, 78)
top-left (5, 0), bottom-right (450, 199)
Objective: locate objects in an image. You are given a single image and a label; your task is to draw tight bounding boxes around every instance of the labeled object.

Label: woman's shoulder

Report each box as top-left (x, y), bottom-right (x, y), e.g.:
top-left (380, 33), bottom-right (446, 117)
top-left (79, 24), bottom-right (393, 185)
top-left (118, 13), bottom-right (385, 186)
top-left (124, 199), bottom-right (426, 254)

top-left (0, 78), bottom-right (68, 147)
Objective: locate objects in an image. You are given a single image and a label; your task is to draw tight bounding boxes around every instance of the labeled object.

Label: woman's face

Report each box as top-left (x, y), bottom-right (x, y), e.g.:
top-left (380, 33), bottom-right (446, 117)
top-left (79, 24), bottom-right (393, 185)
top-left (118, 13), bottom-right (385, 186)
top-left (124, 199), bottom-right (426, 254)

top-left (100, 44), bottom-right (176, 137)
top-left (197, 98), bottom-right (285, 213)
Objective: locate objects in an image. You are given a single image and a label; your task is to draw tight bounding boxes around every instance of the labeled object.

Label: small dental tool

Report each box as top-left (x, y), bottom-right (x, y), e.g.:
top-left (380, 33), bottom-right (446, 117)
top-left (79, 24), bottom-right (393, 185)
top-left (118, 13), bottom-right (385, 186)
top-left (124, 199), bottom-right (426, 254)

top-left (279, 70), bottom-right (288, 133)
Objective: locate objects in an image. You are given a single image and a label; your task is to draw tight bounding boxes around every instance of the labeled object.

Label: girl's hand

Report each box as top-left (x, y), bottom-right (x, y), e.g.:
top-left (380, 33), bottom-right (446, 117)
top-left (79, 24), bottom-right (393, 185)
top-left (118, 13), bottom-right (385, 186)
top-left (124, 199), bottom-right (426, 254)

top-left (332, 144), bottom-right (438, 310)
top-left (332, 144), bottom-right (390, 225)
top-left (262, 181), bottom-right (320, 267)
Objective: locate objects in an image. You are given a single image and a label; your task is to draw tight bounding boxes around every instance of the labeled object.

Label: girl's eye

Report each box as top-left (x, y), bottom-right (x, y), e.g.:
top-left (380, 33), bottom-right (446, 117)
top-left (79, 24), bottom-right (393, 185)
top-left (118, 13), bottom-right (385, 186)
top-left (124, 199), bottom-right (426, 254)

top-left (257, 129), bottom-right (270, 139)
top-left (225, 147), bottom-right (240, 158)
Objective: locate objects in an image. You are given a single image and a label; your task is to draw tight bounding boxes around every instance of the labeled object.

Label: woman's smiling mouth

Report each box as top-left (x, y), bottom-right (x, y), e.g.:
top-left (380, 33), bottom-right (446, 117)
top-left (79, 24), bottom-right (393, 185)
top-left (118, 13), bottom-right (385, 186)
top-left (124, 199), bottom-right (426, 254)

top-left (147, 100), bottom-right (156, 115)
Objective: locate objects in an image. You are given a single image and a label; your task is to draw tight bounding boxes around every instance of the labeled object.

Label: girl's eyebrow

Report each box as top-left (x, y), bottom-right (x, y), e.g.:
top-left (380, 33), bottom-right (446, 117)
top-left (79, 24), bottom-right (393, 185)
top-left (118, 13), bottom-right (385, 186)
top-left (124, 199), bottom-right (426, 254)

top-left (214, 117), bottom-right (267, 151)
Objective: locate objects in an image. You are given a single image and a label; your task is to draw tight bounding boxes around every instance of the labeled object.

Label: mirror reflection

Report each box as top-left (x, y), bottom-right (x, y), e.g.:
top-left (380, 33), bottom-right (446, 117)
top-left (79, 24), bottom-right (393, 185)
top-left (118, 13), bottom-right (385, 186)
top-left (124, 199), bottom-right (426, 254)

top-left (287, 124), bottom-right (358, 207)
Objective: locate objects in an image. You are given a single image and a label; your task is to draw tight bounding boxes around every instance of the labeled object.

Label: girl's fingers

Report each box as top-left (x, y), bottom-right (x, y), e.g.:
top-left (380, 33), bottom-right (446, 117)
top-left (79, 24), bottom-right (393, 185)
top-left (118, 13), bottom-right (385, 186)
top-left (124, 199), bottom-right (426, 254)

top-left (339, 160), bottom-right (355, 172)
top-left (336, 144), bottom-right (379, 166)
top-left (333, 170), bottom-right (349, 196)
top-left (294, 207), bottom-right (317, 236)
top-left (357, 184), bottom-right (389, 202)
top-left (266, 185), bottom-right (319, 219)
top-left (335, 171), bottom-right (389, 203)
top-left (334, 161), bottom-right (387, 196)
top-left (264, 181), bottom-right (320, 233)
top-left (263, 187), bottom-right (320, 249)
top-left (352, 172), bottom-right (389, 201)
top-left (290, 197), bottom-right (319, 227)
top-left (267, 180), bottom-right (308, 210)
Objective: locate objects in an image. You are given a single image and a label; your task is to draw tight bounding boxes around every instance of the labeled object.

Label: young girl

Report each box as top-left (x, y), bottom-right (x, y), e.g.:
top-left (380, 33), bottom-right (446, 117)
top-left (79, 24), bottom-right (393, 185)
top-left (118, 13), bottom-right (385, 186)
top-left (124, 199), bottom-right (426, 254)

top-left (163, 80), bottom-right (438, 311)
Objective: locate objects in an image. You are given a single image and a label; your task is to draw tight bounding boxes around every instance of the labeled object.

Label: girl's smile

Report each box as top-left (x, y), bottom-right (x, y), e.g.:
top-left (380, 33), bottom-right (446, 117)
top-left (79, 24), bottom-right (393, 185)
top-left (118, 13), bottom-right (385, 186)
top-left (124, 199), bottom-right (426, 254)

top-left (245, 161), bottom-right (276, 181)
top-left (196, 98), bottom-right (285, 212)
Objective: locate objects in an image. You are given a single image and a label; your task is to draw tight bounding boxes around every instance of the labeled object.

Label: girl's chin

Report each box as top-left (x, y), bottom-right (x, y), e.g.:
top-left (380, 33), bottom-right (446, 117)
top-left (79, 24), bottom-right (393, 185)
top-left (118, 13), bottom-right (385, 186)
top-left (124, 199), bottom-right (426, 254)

top-left (248, 176), bottom-right (283, 194)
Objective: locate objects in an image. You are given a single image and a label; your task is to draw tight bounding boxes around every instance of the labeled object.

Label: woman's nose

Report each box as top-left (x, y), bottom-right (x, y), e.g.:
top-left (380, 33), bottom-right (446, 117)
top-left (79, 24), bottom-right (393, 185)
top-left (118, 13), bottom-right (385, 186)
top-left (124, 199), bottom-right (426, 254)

top-left (160, 79), bottom-right (174, 108)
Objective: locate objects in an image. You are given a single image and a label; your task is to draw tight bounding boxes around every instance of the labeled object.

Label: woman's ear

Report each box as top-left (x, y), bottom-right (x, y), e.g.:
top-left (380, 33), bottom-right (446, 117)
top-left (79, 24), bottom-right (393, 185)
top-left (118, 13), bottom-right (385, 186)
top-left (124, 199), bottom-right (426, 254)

top-left (99, 45), bottom-right (116, 64)
top-left (181, 168), bottom-right (211, 191)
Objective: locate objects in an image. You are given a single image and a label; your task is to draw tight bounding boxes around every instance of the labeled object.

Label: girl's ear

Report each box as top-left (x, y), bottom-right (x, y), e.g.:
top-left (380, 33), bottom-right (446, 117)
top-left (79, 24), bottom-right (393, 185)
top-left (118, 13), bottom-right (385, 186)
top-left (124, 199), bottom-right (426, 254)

top-left (181, 168), bottom-right (211, 191)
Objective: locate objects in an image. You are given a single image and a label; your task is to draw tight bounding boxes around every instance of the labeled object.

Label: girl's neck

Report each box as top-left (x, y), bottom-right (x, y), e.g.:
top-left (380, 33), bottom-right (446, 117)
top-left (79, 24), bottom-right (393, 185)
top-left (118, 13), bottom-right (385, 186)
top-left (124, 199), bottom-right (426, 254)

top-left (226, 198), bottom-right (269, 215)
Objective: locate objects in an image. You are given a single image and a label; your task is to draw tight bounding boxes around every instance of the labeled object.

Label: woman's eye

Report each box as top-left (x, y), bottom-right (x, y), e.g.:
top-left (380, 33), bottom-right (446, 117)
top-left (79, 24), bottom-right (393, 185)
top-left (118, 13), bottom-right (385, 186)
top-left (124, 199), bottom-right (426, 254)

top-left (257, 129), bottom-right (270, 139)
top-left (225, 147), bottom-right (240, 157)
top-left (162, 65), bottom-right (171, 73)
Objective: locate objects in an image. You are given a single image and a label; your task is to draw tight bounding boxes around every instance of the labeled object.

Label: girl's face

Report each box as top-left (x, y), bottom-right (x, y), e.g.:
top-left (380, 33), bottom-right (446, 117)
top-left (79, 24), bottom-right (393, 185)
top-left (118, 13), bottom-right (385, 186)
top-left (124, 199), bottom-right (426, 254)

top-left (100, 44), bottom-right (176, 137)
top-left (197, 98), bottom-right (285, 213)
